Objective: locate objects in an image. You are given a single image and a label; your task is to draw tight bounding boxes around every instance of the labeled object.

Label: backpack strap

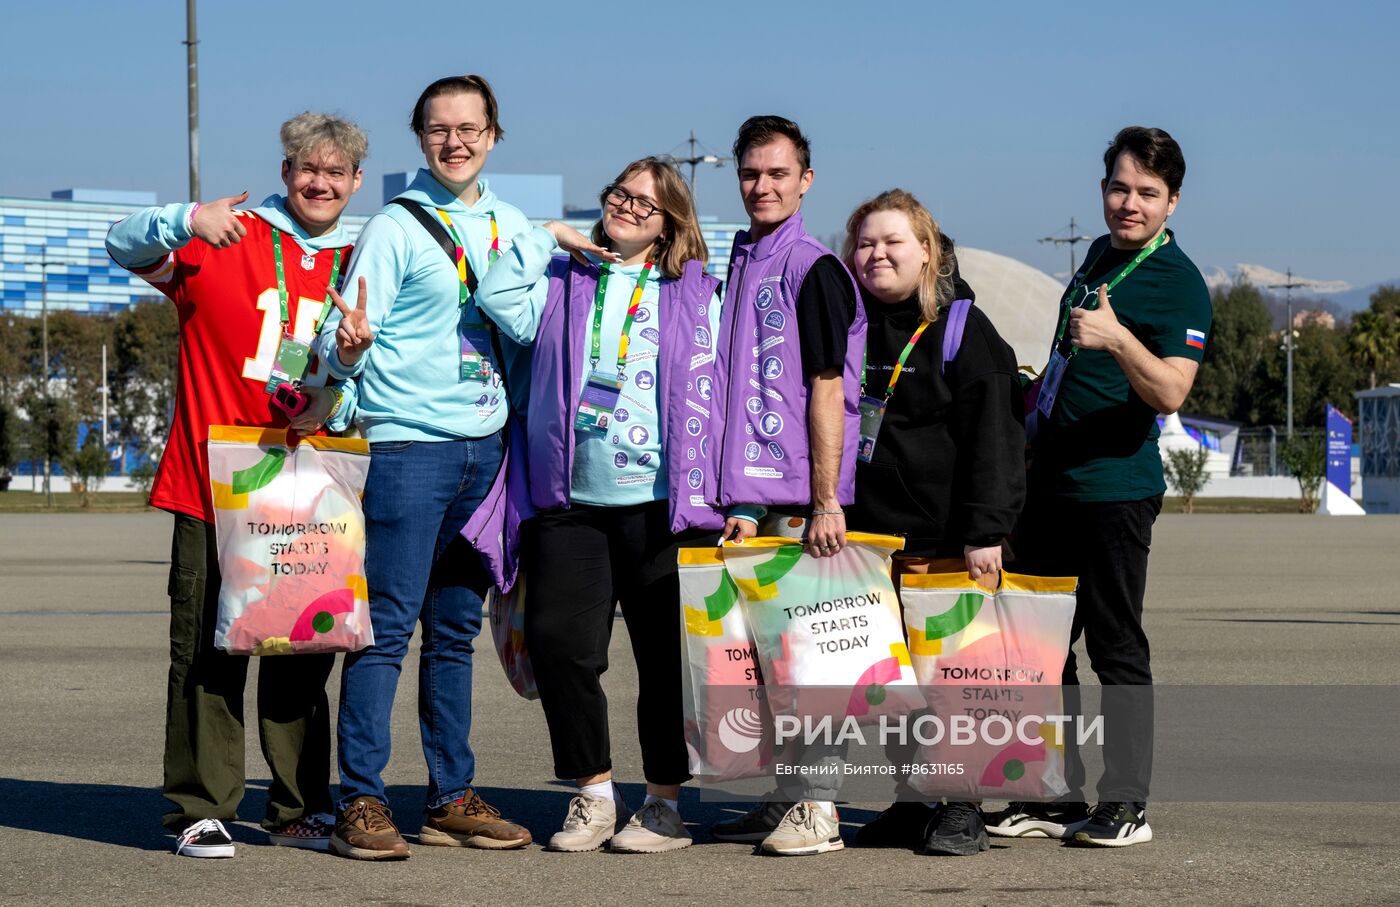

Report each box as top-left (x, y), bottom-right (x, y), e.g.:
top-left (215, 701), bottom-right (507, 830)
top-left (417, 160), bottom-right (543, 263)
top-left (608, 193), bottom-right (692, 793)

top-left (389, 197), bottom-right (505, 398)
top-left (940, 297), bottom-right (973, 376)
top-left (389, 198), bottom-right (479, 296)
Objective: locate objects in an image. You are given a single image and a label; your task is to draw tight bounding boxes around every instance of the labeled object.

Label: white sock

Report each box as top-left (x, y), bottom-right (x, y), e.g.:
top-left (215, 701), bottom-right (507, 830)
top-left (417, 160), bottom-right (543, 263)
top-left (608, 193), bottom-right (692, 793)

top-left (644, 794), bottom-right (679, 813)
top-left (812, 800), bottom-right (836, 817)
top-left (581, 781), bottom-right (614, 801)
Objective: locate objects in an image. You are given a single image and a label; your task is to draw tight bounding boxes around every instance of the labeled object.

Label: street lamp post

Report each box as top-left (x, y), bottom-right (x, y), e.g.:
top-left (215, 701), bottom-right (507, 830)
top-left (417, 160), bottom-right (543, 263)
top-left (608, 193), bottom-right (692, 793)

top-left (1269, 268), bottom-right (1307, 439)
top-left (1038, 217), bottom-right (1097, 276)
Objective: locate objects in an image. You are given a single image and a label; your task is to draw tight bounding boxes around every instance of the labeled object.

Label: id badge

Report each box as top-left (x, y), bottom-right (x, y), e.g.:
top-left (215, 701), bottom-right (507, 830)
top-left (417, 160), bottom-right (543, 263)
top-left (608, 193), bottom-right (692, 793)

top-left (857, 395), bottom-right (887, 463)
top-left (574, 370), bottom-right (623, 435)
top-left (264, 332), bottom-right (311, 393)
top-left (1036, 351), bottom-right (1069, 418)
top-left (460, 325), bottom-right (492, 382)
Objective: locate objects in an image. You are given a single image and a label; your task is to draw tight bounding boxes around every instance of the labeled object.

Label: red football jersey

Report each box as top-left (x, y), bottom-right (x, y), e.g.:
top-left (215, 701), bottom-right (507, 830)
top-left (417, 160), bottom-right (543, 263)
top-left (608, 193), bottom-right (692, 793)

top-left (130, 211), bottom-right (349, 522)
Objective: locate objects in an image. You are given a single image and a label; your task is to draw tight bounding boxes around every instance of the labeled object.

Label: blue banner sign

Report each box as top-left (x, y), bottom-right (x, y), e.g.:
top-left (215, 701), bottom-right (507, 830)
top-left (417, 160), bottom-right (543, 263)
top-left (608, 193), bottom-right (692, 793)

top-left (1326, 403), bottom-right (1352, 492)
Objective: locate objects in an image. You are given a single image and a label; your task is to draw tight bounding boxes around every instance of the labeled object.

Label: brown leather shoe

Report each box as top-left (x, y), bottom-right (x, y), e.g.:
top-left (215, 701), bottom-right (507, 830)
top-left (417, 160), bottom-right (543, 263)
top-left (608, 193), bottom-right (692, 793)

top-left (329, 797), bottom-right (411, 861)
top-left (419, 789), bottom-right (532, 849)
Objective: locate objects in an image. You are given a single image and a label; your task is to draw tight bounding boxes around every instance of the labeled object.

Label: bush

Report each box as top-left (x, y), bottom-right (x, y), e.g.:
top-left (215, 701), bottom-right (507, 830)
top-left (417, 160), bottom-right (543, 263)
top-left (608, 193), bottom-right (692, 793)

top-left (63, 432), bottom-right (110, 508)
top-left (1280, 433), bottom-right (1325, 513)
top-left (1164, 448), bottom-right (1211, 513)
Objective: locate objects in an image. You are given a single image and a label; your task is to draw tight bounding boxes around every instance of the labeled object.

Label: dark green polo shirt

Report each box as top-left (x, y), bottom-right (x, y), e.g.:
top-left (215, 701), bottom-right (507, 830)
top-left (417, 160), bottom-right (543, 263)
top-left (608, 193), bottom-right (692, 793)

top-left (1032, 230), bottom-right (1213, 501)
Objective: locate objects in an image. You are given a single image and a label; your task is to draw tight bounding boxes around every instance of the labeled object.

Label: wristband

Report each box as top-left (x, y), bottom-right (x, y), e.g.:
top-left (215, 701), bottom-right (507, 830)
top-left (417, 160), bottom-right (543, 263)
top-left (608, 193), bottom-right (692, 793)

top-left (186, 202), bottom-right (203, 236)
top-left (811, 509), bottom-right (845, 517)
top-left (326, 387), bottom-right (345, 421)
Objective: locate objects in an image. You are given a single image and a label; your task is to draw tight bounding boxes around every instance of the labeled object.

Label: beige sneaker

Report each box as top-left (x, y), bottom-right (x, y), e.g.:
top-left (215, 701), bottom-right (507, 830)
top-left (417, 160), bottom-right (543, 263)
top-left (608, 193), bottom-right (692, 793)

top-left (759, 801), bottom-right (845, 856)
top-left (547, 792), bottom-right (627, 852)
top-left (609, 801), bottom-right (693, 853)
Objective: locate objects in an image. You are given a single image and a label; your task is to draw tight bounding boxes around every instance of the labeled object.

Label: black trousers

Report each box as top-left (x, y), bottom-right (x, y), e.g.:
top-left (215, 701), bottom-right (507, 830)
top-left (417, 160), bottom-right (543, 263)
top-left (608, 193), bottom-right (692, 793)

top-left (1014, 494), bottom-right (1162, 804)
top-left (524, 500), bottom-right (715, 785)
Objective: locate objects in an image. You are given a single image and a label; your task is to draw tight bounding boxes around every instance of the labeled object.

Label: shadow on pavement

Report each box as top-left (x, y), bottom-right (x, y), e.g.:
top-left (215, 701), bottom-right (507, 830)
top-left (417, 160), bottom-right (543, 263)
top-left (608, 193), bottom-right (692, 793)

top-left (0, 778), bottom-right (170, 851)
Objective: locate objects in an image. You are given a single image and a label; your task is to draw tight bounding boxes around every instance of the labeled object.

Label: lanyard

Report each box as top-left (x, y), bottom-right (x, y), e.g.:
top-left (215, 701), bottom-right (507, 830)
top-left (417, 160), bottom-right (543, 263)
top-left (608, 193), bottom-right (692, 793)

top-left (1051, 229), bottom-right (1169, 353)
top-left (589, 262), bottom-right (654, 375)
top-left (862, 320), bottom-right (931, 401)
top-left (434, 208), bottom-right (499, 307)
top-left (271, 227), bottom-right (342, 330)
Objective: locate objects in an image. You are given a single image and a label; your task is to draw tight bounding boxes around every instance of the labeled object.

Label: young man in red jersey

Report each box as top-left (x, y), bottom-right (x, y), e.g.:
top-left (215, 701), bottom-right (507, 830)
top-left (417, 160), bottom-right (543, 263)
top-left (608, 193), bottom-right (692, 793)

top-left (106, 112), bottom-right (366, 858)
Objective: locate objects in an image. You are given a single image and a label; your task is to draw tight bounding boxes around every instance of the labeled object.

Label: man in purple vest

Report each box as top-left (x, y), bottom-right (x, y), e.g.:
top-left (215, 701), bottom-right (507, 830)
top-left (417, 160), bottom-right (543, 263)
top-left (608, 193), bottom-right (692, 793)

top-left (708, 116), bottom-right (866, 856)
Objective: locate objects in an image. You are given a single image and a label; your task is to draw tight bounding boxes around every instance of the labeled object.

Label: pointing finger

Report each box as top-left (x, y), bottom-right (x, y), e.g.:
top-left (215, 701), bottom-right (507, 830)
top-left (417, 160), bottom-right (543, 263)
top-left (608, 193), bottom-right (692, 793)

top-left (354, 276), bottom-right (367, 310)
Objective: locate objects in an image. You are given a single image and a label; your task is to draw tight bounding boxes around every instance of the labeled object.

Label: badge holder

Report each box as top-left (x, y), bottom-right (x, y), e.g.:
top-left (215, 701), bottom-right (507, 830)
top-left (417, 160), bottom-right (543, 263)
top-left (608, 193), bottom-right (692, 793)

top-left (856, 395), bottom-right (888, 463)
top-left (461, 323), bottom-right (493, 382)
top-left (1036, 350), bottom-right (1071, 419)
top-left (575, 370), bottom-right (624, 436)
top-left (264, 332), bottom-right (312, 394)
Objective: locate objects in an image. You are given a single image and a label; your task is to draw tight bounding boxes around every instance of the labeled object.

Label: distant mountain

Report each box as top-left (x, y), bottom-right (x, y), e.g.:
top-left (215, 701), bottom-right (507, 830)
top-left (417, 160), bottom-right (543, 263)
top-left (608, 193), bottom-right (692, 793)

top-left (1202, 264), bottom-right (1400, 313)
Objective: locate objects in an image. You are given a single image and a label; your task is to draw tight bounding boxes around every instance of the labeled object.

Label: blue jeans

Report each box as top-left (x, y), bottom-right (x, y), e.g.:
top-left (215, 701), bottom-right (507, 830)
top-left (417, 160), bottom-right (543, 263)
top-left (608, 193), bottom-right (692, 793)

top-left (337, 435), bottom-right (502, 809)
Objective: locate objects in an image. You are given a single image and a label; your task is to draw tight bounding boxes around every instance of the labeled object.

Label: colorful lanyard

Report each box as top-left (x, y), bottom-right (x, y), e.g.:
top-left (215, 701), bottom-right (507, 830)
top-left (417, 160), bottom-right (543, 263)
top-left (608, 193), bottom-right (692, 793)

top-left (271, 227), bottom-right (342, 330)
top-left (866, 320), bottom-right (932, 401)
top-left (1051, 229), bottom-right (1169, 353)
top-left (589, 262), bottom-right (654, 375)
top-left (434, 208), bottom-right (499, 307)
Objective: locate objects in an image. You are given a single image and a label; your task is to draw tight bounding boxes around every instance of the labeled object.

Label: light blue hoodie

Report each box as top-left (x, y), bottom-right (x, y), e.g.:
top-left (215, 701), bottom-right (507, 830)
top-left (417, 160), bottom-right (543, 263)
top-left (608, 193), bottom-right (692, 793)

top-left (105, 194), bottom-right (355, 268)
top-left (316, 170), bottom-right (535, 442)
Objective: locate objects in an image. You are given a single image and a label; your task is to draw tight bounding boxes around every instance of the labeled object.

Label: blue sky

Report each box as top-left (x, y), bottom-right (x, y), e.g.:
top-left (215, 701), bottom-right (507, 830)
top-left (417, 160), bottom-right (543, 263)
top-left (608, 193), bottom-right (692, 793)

top-left (2, 0), bottom-right (1397, 286)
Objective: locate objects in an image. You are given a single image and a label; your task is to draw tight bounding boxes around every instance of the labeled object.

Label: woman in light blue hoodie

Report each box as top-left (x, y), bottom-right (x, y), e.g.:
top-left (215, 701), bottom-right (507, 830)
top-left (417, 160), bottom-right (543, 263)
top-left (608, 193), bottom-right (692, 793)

top-left (315, 74), bottom-right (613, 861)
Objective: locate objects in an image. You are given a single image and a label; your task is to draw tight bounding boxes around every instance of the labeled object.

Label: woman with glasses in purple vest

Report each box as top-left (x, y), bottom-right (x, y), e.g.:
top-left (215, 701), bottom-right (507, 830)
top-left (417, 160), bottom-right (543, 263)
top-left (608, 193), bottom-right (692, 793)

top-left (474, 157), bottom-right (724, 854)
top-left (841, 189), bottom-right (1026, 857)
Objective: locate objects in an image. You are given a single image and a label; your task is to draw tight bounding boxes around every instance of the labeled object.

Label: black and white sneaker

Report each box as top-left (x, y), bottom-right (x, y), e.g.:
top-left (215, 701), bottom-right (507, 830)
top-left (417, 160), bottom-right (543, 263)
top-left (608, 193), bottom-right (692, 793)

top-left (174, 818), bottom-right (235, 858)
top-left (1070, 802), bottom-right (1152, 847)
top-left (984, 801), bottom-right (1090, 839)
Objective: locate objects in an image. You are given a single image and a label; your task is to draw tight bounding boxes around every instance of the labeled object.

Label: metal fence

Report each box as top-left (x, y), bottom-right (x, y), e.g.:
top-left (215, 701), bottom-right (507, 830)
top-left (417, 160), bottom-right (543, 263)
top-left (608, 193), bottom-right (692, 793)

top-left (1232, 426), bottom-right (1322, 477)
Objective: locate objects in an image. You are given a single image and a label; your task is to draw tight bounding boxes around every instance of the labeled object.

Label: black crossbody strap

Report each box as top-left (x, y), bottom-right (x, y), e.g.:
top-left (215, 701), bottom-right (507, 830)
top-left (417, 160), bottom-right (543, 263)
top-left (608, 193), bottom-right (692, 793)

top-left (389, 198), bottom-right (479, 296)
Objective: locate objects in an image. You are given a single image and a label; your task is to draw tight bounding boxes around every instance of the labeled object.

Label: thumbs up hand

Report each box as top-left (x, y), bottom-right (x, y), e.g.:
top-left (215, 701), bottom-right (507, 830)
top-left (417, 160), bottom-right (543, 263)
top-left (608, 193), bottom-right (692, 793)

top-left (1069, 284), bottom-right (1128, 352)
top-left (191, 191), bottom-right (250, 248)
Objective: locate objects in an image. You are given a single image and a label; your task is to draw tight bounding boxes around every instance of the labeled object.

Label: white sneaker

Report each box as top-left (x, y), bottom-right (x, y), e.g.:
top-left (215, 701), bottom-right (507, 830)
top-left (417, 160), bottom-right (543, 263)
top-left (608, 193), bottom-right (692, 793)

top-left (547, 793), bottom-right (627, 852)
top-left (759, 802), bottom-right (844, 856)
top-left (609, 801), bottom-right (693, 853)
top-left (174, 818), bottom-right (235, 858)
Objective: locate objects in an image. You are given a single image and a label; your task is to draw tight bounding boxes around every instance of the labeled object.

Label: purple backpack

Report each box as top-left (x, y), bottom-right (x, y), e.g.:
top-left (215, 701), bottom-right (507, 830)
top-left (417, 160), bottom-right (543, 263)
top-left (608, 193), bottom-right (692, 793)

top-left (940, 298), bottom-right (974, 375)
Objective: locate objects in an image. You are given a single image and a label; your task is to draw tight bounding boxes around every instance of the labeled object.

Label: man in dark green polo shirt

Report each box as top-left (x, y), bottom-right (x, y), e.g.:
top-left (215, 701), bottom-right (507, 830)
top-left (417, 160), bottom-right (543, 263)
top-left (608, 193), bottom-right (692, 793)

top-left (988, 126), bottom-right (1211, 848)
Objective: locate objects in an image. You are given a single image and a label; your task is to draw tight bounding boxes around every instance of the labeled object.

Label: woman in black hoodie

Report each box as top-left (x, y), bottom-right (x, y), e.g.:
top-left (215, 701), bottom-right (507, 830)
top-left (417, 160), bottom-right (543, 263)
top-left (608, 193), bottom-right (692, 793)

top-left (842, 189), bottom-right (1026, 855)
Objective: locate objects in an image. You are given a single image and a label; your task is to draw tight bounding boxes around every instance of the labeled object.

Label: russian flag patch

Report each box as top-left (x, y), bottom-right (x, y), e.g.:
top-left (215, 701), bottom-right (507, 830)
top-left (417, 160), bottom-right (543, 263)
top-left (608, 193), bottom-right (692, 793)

top-left (1185, 329), bottom-right (1206, 350)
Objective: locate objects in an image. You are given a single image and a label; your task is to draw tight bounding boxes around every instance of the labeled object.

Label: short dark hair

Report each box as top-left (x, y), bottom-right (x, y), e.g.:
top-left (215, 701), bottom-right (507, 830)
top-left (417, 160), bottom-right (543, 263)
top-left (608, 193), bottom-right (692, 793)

top-left (733, 116), bottom-right (811, 171)
top-left (410, 74), bottom-right (504, 141)
top-left (1104, 126), bottom-right (1184, 195)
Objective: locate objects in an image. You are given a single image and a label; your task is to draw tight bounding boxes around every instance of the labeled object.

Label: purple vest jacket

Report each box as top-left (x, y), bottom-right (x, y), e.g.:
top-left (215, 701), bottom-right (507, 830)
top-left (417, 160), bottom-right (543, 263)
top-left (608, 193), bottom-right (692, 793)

top-left (527, 256), bottom-right (725, 534)
top-left (712, 213), bottom-right (866, 508)
top-left (459, 411), bottom-right (532, 593)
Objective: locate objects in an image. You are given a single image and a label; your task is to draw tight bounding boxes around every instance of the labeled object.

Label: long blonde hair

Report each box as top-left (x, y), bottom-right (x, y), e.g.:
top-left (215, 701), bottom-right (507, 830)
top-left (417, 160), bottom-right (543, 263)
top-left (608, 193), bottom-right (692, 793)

top-left (841, 189), bottom-right (954, 322)
top-left (591, 157), bottom-right (708, 280)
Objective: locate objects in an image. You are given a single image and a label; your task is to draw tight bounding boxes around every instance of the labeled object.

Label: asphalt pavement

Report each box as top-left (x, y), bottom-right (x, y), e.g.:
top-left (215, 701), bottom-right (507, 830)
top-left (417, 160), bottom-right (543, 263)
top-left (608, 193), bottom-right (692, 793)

top-left (1, 511), bottom-right (1398, 906)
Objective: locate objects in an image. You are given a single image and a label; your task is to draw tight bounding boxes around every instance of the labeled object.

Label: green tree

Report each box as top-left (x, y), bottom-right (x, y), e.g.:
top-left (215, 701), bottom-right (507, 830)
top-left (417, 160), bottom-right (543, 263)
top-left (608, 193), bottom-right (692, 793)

top-left (44, 311), bottom-right (114, 426)
top-left (1259, 320), bottom-right (1363, 427)
top-left (1191, 281), bottom-right (1273, 423)
top-left (1280, 432), bottom-right (1325, 512)
top-left (111, 299), bottom-right (178, 466)
top-left (1164, 448), bottom-right (1211, 513)
top-left (22, 390), bottom-right (75, 499)
top-left (1346, 285), bottom-right (1400, 389)
top-left (0, 402), bottom-right (19, 483)
top-left (62, 430), bottom-right (111, 507)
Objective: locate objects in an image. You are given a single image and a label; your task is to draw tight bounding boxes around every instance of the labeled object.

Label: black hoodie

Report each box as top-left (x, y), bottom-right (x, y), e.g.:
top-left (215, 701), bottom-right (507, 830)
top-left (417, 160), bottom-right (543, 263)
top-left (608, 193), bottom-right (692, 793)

top-left (847, 248), bottom-right (1026, 557)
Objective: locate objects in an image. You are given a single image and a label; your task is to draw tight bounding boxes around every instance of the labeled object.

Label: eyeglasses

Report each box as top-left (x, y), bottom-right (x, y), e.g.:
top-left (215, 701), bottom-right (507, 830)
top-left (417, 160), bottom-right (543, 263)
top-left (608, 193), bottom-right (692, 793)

top-left (604, 186), bottom-right (662, 219)
top-left (423, 124), bottom-right (488, 145)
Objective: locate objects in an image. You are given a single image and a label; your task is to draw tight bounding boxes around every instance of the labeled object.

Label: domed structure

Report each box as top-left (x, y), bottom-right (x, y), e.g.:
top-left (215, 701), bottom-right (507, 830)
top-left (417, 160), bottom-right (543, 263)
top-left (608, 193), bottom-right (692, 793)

top-left (952, 247), bottom-right (1063, 366)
